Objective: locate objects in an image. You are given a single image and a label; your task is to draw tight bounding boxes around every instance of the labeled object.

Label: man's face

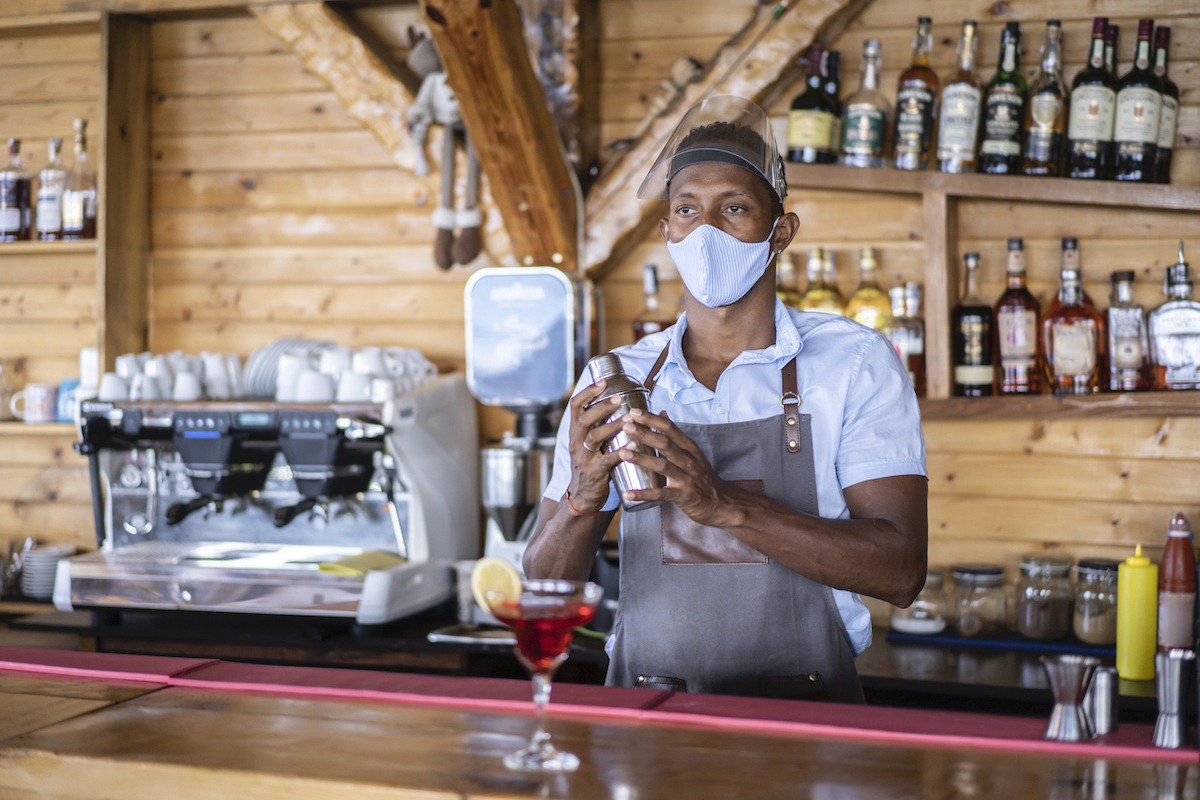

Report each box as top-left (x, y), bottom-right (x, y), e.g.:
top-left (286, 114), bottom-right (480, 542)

top-left (660, 162), bottom-right (776, 245)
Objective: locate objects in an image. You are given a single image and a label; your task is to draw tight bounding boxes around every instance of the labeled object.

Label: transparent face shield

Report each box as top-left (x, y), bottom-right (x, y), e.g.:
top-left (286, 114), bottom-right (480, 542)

top-left (635, 96), bottom-right (786, 205)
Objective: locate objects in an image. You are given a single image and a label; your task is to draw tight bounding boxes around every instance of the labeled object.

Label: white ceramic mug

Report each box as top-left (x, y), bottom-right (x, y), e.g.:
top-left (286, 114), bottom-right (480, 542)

top-left (172, 372), bottom-right (203, 402)
top-left (97, 373), bottom-right (129, 403)
top-left (370, 378), bottom-right (396, 404)
top-left (275, 353), bottom-right (310, 402)
top-left (144, 356), bottom-right (175, 398)
top-left (318, 347), bottom-right (352, 379)
top-left (11, 383), bottom-right (59, 422)
top-left (294, 370), bottom-right (335, 403)
top-left (129, 373), bottom-right (162, 402)
top-left (336, 371), bottom-right (372, 403)
top-left (352, 347), bottom-right (387, 377)
top-left (115, 353), bottom-right (141, 381)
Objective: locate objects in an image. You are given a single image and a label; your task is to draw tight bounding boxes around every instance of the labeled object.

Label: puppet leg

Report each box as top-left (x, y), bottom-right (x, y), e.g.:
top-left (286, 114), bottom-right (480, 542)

top-left (453, 134), bottom-right (483, 265)
top-left (432, 126), bottom-right (458, 271)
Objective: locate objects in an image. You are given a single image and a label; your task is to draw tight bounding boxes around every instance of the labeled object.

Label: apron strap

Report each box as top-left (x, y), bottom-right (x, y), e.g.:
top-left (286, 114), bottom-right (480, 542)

top-left (781, 357), bottom-right (801, 455)
top-left (642, 346), bottom-right (671, 396)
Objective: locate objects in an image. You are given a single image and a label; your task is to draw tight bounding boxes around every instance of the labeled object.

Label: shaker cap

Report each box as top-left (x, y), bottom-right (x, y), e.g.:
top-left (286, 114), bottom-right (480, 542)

top-left (587, 353), bottom-right (625, 382)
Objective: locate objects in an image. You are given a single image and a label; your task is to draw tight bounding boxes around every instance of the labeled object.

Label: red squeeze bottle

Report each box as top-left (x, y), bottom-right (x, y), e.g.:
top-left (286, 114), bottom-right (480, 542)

top-left (1158, 512), bottom-right (1197, 651)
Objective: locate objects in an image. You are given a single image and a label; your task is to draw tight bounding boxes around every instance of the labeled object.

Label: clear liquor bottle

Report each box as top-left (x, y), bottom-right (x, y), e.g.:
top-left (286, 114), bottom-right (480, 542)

top-left (823, 50), bottom-right (843, 160)
top-left (632, 263), bottom-right (675, 341)
top-left (952, 253), bottom-right (995, 397)
top-left (893, 17), bottom-right (939, 171)
top-left (1067, 17), bottom-right (1118, 180)
top-left (978, 22), bottom-right (1027, 175)
top-left (776, 251), bottom-right (803, 308)
top-left (62, 119), bottom-right (97, 240)
top-left (884, 283), bottom-right (926, 397)
top-left (787, 43), bottom-right (839, 165)
top-left (35, 138), bottom-right (67, 241)
top-left (0, 139), bottom-right (32, 242)
top-left (1153, 27), bottom-right (1178, 184)
top-left (846, 247), bottom-right (893, 331)
top-left (1113, 20), bottom-right (1163, 183)
top-left (1106, 270), bottom-right (1149, 392)
top-left (937, 20), bottom-right (982, 174)
top-left (1149, 242), bottom-right (1200, 390)
top-left (841, 39), bottom-right (890, 168)
top-left (1104, 24), bottom-right (1119, 77)
top-left (1043, 257), bottom-right (1105, 395)
top-left (798, 247), bottom-right (844, 315)
top-left (995, 238), bottom-right (1042, 394)
top-left (1021, 21), bottom-right (1066, 177)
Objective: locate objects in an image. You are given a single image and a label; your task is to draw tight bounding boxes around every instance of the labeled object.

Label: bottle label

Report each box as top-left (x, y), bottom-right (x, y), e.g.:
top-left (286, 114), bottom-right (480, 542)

top-left (842, 105), bottom-right (886, 155)
top-left (1112, 337), bottom-right (1143, 369)
top-left (980, 87), bottom-right (1023, 156)
top-left (955, 365), bottom-right (994, 386)
top-left (1006, 250), bottom-right (1026, 275)
top-left (1110, 308), bottom-right (1145, 370)
top-left (787, 109), bottom-right (835, 150)
top-left (1113, 87), bottom-right (1162, 143)
top-left (894, 86), bottom-right (935, 156)
top-left (1052, 324), bottom-right (1097, 376)
top-left (0, 207), bottom-right (19, 233)
top-left (1157, 95), bottom-right (1179, 150)
top-left (997, 309), bottom-right (1037, 366)
top-left (1024, 92), bottom-right (1063, 160)
top-left (1157, 591), bottom-right (1196, 649)
top-left (1067, 85), bottom-right (1116, 142)
top-left (937, 84), bottom-right (982, 158)
top-left (1152, 307), bottom-right (1200, 383)
top-left (62, 192), bottom-right (85, 232)
top-left (956, 316), bottom-right (989, 384)
top-left (35, 188), bottom-right (62, 233)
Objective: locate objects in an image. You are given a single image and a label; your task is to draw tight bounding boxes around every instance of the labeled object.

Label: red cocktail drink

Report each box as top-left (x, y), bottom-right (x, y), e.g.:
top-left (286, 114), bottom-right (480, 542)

top-left (492, 599), bottom-right (598, 673)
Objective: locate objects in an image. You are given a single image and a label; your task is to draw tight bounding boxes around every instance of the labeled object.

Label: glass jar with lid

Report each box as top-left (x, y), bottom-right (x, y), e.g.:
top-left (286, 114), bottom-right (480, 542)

top-left (1015, 553), bottom-right (1073, 640)
top-left (890, 569), bottom-right (948, 635)
top-left (1072, 558), bottom-right (1119, 645)
top-left (951, 564), bottom-right (1007, 637)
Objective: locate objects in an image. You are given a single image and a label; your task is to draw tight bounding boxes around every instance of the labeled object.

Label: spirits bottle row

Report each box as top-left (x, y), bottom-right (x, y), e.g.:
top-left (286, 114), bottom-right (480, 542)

top-left (786, 17), bottom-right (1180, 183)
top-left (0, 120), bottom-right (97, 242)
top-left (952, 239), bottom-right (1200, 396)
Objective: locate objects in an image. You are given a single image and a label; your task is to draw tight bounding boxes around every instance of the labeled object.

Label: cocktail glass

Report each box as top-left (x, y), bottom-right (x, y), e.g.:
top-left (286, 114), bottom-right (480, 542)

top-left (485, 578), bottom-right (604, 772)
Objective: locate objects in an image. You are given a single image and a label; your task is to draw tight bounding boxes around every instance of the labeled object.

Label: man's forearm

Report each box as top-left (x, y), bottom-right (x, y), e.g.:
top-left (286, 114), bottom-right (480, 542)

top-left (522, 497), bottom-right (615, 581)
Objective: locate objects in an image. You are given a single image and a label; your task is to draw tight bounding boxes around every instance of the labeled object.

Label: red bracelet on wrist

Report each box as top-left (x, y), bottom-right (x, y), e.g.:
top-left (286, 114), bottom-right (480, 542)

top-left (565, 489), bottom-right (599, 518)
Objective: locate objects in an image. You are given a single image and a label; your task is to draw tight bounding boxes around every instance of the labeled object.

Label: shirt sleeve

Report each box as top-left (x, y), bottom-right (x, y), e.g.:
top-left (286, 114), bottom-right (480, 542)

top-left (835, 333), bottom-right (927, 489)
top-left (541, 376), bottom-right (620, 511)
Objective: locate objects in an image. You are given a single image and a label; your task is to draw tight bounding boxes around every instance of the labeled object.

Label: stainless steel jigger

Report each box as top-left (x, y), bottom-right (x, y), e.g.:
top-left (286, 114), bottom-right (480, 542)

top-left (1153, 649), bottom-right (1196, 749)
top-left (1084, 665), bottom-right (1119, 736)
top-left (1041, 654), bottom-right (1100, 742)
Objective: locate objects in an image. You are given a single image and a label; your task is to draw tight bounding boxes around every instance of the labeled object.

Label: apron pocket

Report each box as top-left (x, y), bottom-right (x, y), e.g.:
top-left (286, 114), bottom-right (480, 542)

top-left (661, 479), bottom-right (768, 565)
top-left (758, 672), bottom-right (829, 702)
top-left (635, 675), bottom-right (688, 692)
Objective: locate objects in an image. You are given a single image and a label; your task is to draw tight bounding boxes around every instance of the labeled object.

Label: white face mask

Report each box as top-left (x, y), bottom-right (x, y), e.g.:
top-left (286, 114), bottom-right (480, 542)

top-left (666, 220), bottom-right (779, 308)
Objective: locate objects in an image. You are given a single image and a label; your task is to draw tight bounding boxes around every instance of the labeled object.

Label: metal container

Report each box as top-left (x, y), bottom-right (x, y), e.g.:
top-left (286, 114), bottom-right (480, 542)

top-left (1040, 653), bottom-right (1100, 743)
top-left (1084, 665), bottom-right (1119, 735)
top-left (584, 354), bottom-right (663, 512)
top-left (1153, 649), bottom-right (1196, 749)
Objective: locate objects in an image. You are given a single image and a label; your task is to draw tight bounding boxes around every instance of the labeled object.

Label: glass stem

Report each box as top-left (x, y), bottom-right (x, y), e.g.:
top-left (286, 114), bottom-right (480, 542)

top-left (531, 672), bottom-right (552, 747)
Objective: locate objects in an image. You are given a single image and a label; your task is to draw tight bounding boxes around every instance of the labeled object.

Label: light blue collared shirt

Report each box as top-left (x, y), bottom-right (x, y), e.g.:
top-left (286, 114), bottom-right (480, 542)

top-left (543, 299), bottom-right (928, 656)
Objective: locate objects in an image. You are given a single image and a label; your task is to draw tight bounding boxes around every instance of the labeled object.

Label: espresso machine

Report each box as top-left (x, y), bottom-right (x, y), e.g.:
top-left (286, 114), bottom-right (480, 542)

top-left (58, 374), bottom-right (479, 626)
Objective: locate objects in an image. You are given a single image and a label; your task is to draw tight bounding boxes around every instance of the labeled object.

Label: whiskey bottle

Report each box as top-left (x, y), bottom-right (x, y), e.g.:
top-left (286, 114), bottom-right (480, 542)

top-left (1043, 254), bottom-right (1104, 395)
top-left (1153, 27), bottom-right (1178, 184)
top-left (823, 249), bottom-right (846, 310)
top-left (632, 263), bottom-right (675, 341)
top-left (62, 119), bottom-right (97, 240)
top-left (978, 23), bottom-right (1027, 175)
top-left (823, 50), bottom-right (843, 161)
top-left (1044, 237), bottom-right (1095, 325)
top-left (787, 43), bottom-right (838, 165)
top-left (0, 139), bottom-right (32, 242)
top-left (1021, 21), bottom-right (1066, 177)
top-left (952, 253), bottom-right (994, 397)
top-left (1066, 18), bottom-right (1117, 180)
top-left (775, 251), bottom-right (803, 308)
top-left (841, 39), bottom-right (890, 169)
top-left (1148, 242), bottom-right (1200, 390)
top-left (798, 247), bottom-right (844, 315)
top-left (995, 238), bottom-right (1042, 394)
top-left (1106, 270), bottom-right (1149, 392)
top-left (35, 138), bottom-right (67, 241)
top-left (1104, 24), bottom-right (1119, 77)
top-left (937, 20), bottom-right (982, 174)
top-left (884, 283), bottom-right (926, 397)
top-left (1113, 20), bottom-right (1163, 183)
top-left (846, 247), bottom-right (893, 331)
top-left (893, 17), bottom-right (939, 171)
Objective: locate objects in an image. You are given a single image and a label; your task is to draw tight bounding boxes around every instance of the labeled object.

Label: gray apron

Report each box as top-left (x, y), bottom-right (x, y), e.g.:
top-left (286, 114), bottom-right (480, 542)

top-left (605, 347), bottom-right (865, 703)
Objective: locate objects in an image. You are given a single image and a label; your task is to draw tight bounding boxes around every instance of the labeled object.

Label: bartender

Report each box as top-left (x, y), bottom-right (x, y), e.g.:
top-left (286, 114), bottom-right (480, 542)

top-left (525, 96), bottom-right (927, 703)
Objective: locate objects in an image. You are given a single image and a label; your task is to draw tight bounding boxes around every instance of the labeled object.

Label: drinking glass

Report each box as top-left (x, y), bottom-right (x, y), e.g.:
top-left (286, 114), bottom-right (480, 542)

top-left (485, 579), bottom-right (603, 772)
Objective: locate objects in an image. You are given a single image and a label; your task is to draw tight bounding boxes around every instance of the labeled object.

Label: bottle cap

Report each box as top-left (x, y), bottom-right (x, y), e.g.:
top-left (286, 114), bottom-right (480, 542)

top-left (1125, 544), bottom-right (1151, 567)
top-left (587, 353), bottom-right (625, 383)
top-left (1110, 270), bottom-right (1135, 283)
top-left (1007, 238), bottom-right (1024, 251)
top-left (1168, 512), bottom-right (1191, 537)
top-left (1062, 237), bottom-right (1078, 250)
top-left (1005, 21), bottom-right (1021, 36)
top-left (1154, 26), bottom-right (1170, 48)
top-left (863, 39), bottom-right (881, 57)
top-left (918, 16), bottom-right (931, 24)
top-left (1091, 17), bottom-right (1108, 36)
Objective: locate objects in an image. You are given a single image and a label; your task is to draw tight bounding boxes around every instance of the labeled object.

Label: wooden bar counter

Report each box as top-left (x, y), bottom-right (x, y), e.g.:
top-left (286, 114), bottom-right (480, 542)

top-left (0, 647), bottom-right (1195, 799)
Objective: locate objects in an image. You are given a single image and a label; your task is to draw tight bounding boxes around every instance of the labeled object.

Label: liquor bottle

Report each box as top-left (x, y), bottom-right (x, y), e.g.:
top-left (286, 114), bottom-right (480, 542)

top-left (35, 138), bottom-right (67, 241)
top-left (1106, 271), bottom-right (1149, 392)
top-left (62, 119), bottom-right (97, 240)
top-left (1021, 21), bottom-right (1066, 177)
top-left (937, 20), bottom-right (982, 174)
top-left (775, 252), bottom-right (803, 308)
top-left (1104, 24), bottom-right (1119, 77)
top-left (632, 264), bottom-right (675, 341)
top-left (787, 43), bottom-right (838, 165)
top-left (0, 140), bottom-right (32, 242)
top-left (1112, 20), bottom-right (1163, 183)
top-left (994, 238), bottom-right (1041, 394)
top-left (952, 253), bottom-right (994, 397)
top-left (892, 17), bottom-right (939, 171)
top-left (1153, 27), bottom-right (1178, 184)
top-left (798, 248), bottom-right (841, 315)
top-left (840, 39), bottom-right (890, 169)
top-left (978, 22), bottom-right (1027, 175)
top-left (823, 249), bottom-right (845, 310)
top-left (846, 247), bottom-right (892, 331)
top-left (1043, 249), bottom-right (1104, 395)
top-left (1148, 242), bottom-right (1200, 390)
top-left (883, 283), bottom-right (926, 396)
top-left (823, 50), bottom-right (843, 160)
top-left (1066, 18), bottom-right (1118, 180)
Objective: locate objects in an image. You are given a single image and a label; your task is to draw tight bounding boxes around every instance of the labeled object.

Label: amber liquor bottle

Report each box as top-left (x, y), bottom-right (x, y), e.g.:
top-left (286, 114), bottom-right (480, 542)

top-left (1153, 27), bottom-right (1178, 184)
top-left (893, 17), bottom-right (939, 171)
top-left (0, 140), bottom-right (31, 242)
top-left (978, 23), bottom-right (1026, 175)
top-left (1067, 18), bottom-right (1117, 180)
top-left (632, 264), bottom-right (675, 342)
top-left (798, 248), bottom-right (844, 315)
top-left (994, 238), bottom-right (1041, 394)
top-left (952, 253), bottom-right (994, 397)
top-left (883, 283), bottom-right (926, 397)
top-left (1113, 20), bottom-right (1163, 183)
top-left (775, 252), bottom-right (803, 309)
top-left (1043, 253), bottom-right (1104, 395)
top-left (62, 119), bottom-right (97, 240)
top-left (846, 247), bottom-right (893, 332)
top-left (937, 20), bottom-right (982, 174)
top-left (787, 43), bottom-right (838, 165)
top-left (1021, 21), bottom-right (1066, 176)
top-left (1106, 271), bottom-right (1149, 392)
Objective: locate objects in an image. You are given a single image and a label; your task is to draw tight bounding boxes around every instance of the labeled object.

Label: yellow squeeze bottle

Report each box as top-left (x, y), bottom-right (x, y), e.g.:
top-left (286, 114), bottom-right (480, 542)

top-left (1116, 545), bottom-right (1158, 681)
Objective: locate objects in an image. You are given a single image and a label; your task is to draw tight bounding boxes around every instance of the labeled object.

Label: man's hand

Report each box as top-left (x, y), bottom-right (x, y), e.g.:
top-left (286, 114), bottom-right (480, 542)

top-left (563, 381), bottom-right (628, 515)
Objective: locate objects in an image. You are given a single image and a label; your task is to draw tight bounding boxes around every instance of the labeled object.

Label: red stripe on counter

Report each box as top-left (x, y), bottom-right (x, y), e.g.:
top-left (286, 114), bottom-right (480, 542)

top-left (0, 646), bottom-right (216, 683)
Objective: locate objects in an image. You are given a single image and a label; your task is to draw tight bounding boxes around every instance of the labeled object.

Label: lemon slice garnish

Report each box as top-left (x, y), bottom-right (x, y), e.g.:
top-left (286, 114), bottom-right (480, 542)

top-left (470, 557), bottom-right (522, 614)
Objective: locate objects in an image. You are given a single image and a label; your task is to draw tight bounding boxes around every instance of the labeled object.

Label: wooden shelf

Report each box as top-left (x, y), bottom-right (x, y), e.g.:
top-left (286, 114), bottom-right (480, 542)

top-left (0, 240), bottom-right (98, 255)
top-left (0, 11), bottom-right (101, 31)
top-left (784, 163), bottom-right (1200, 212)
top-left (919, 392), bottom-right (1200, 421)
top-left (0, 422), bottom-right (77, 436)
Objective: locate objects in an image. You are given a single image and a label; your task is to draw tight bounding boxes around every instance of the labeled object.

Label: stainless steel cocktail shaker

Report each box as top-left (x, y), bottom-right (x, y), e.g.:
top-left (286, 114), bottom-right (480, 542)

top-left (584, 354), bottom-right (663, 512)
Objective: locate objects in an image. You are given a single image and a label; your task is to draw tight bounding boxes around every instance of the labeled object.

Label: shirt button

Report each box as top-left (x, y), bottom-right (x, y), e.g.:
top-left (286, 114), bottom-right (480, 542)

top-left (714, 405), bottom-right (725, 415)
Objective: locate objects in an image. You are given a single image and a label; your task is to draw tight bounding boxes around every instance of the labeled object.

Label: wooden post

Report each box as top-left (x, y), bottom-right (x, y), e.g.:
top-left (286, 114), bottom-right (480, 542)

top-left (420, 0), bottom-right (578, 270)
top-left (923, 191), bottom-right (958, 400)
